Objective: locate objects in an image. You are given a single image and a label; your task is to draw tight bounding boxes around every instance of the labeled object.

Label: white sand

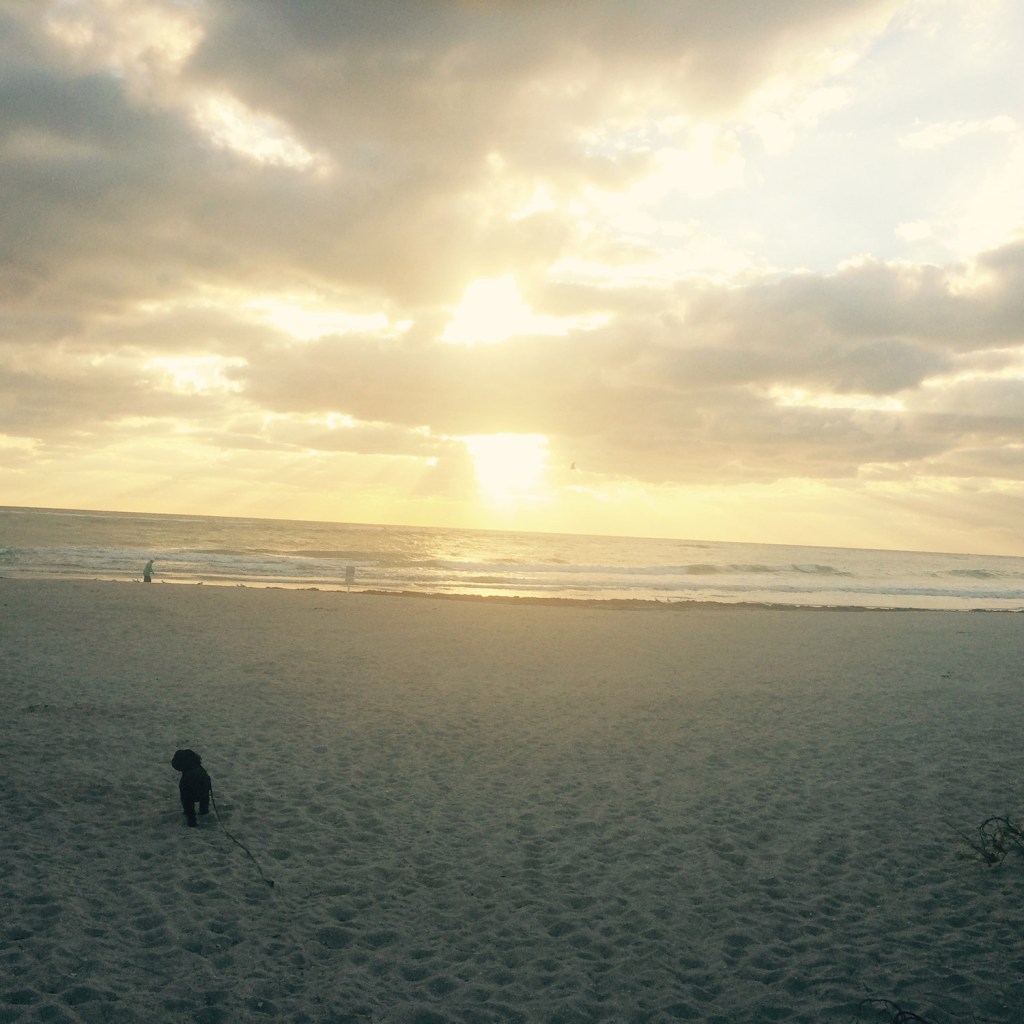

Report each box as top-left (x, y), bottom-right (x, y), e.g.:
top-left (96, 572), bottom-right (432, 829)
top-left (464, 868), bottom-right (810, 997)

top-left (1, 579), bottom-right (1023, 1024)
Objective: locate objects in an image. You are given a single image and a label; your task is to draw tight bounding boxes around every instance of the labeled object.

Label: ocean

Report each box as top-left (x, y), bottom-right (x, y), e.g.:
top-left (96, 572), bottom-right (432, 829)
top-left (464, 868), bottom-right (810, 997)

top-left (2, 505), bottom-right (1023, 611)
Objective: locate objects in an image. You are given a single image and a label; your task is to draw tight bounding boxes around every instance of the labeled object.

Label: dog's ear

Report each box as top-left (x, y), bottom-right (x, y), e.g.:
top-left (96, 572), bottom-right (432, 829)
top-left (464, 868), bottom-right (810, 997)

top-left (171, 749), bottom-right (201, 771)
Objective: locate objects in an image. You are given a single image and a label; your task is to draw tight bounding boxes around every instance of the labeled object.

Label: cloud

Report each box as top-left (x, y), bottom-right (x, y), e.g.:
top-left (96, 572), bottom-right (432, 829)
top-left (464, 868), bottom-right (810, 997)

top-left (4, 0), bottom-right (906, 316)
top-left (3, 0), bottom-right (1024, 551)
top-left (901, 115), bottom-right (1017, 150)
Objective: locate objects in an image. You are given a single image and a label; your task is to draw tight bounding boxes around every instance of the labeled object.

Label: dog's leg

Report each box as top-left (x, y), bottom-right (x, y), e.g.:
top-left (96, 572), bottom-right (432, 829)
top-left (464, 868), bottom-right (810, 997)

top-left (181, 791), bottom-right (198, 826)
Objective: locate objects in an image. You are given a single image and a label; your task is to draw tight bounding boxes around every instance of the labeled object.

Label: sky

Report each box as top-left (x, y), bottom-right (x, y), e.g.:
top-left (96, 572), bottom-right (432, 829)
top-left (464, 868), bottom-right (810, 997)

top-left (3, 0), bottom-right (1024, 555)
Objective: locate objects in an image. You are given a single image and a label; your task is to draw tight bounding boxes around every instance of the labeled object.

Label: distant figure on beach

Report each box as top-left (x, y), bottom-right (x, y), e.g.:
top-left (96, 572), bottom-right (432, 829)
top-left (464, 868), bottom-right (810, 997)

top-left (143, 559), bottom-right (154, 583)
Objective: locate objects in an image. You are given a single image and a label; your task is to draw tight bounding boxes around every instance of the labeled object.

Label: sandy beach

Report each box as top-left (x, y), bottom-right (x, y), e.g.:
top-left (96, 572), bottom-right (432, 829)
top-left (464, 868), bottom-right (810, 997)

top-left (2, 578), bottom-right (1023, 1024)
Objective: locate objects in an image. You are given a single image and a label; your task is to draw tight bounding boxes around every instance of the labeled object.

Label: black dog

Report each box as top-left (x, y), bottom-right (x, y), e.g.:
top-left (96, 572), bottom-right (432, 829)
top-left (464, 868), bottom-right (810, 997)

top-left (171, 749), bottom-right (212, 827)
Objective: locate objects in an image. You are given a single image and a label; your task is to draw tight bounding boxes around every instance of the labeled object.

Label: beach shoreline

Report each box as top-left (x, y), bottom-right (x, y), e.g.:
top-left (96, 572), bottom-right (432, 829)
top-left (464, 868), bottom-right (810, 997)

top-left (3, 573), bottom-right (1019, 612)
top-left (2, 578), bottom-right (1023, 1023)
top-left (6, 505), bottom-right (1024, 612)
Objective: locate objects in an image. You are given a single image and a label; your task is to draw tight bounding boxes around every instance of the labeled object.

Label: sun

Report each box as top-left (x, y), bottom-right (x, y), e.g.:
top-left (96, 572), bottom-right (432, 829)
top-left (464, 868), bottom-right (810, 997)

top-left (462, 433), bottom-right (549, 504)
top-left (443, 276), bottom-right (537, 346)
top-left (442, 274), bottom-right (611, 346)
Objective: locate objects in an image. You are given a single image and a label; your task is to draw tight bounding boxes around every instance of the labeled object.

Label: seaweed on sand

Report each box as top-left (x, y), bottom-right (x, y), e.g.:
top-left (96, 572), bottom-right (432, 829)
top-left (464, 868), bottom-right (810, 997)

top-left (861, 999), bottom-right (1001, 1024)
top-left (947, 815), bottom-right (1024, 866)
top-left (862, 1002), bottom-right (937, 1023)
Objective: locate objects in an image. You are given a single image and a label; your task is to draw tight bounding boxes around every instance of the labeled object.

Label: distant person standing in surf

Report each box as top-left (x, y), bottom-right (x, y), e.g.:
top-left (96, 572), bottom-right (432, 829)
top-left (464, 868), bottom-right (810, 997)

top-left (143, 559), bottom-right (154, 583)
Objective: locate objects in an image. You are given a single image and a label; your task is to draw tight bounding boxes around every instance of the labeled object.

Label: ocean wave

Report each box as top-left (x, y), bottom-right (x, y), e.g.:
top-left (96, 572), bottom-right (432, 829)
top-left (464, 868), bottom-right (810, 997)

top-left (288, 549), bottom-right (378, 561)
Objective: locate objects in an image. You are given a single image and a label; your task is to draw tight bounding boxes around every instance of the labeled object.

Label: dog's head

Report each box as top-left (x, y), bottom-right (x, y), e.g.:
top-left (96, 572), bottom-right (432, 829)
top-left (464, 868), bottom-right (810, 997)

top-left (171, 748), bottom-right (203, 772)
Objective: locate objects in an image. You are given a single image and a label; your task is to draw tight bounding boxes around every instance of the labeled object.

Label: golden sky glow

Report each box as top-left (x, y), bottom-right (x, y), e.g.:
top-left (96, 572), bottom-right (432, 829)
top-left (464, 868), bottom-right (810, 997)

top-left (4, 0), bottom-right (1024, 554)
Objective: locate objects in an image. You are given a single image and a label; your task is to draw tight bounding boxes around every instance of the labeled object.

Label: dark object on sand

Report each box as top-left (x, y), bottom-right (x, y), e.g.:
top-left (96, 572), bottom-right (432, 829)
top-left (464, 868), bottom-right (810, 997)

top-left (171, 748), bottom-right (211, 827)
top-left (948, 815), bottom-right (1024, 866)
top-left (861, 999), bottom-right (936, 1023)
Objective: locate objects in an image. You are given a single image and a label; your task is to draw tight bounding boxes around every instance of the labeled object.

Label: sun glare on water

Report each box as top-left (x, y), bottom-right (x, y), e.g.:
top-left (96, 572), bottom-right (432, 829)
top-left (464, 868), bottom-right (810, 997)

top-left (463, 433), bottom-right (550, 504)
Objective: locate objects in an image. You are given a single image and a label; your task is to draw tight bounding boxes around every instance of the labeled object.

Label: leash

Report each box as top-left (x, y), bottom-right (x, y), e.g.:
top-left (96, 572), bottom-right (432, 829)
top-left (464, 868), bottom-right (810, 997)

top-left (209, 786), bottom-right (275, 888)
